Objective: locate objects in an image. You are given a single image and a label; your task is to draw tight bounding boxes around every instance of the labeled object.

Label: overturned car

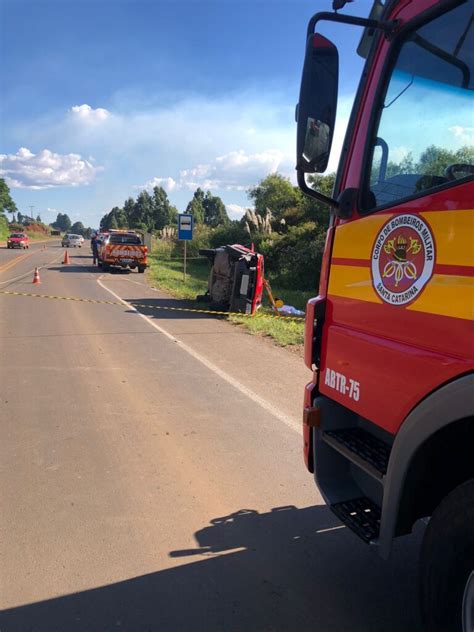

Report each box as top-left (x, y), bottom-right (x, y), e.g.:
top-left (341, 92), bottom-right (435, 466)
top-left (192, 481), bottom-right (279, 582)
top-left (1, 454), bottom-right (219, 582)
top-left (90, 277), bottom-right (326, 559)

top-left (197, 244), bottom-right (264, 315)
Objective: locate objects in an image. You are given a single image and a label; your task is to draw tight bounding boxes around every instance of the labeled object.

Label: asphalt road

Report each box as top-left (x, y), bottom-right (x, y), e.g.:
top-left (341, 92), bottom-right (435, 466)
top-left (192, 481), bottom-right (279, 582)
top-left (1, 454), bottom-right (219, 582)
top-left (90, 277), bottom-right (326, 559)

top-left (0, 244), bottom-right (423, 631)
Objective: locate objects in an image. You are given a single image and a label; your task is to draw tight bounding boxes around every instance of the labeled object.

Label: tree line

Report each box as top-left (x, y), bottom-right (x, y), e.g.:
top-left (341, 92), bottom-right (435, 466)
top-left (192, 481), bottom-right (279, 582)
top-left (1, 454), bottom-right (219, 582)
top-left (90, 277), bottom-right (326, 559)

top-left (99, 185), bottom-right (230, 232)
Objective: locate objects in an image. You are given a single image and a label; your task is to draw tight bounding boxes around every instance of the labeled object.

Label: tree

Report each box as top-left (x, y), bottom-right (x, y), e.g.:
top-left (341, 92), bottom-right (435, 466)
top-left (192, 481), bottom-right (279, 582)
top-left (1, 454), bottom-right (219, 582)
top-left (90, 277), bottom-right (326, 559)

top-left (36, 214), bottom-right (42, 223)
top-left (151, 186), bottom-right (178, 229)
top-left (129, 191), bottom-right (153, 229)
top-left (418, 144), bottom-right (473, 177)
top-left (0, 178), bottom-right (17, 216)
top-left (115, 208), bottom-right (128, 229)
top-left (303, 173), bottom-right (336, 227)
top-left (123, 197), bottom-right (135, 225)
top-left (71, 221), bottom-right (86, 236)
top-left (17, 212), bottom-right (24, 225)
top-left (247, 174), bottom-right (301, 221)
top-left (185, 188), bottom-right (205, 224)
top-left (52, 213), bottom-right (72, 232)
top-left (203, 191), bottom-right (229, 228)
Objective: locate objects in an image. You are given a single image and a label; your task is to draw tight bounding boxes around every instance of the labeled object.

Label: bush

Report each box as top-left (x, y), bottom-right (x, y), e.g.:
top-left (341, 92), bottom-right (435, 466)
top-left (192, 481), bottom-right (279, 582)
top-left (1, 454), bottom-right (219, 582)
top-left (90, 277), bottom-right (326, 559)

top-left (209, 221), bottom-right (249, 248)
top-left (152, 239), bottom-right (176, 260)
top-left (259, 222), bottom-right (326, 290)
top-left (0, 214), bottom-right (9, 241)
top-left (152, 225), bottom-right (212, 260)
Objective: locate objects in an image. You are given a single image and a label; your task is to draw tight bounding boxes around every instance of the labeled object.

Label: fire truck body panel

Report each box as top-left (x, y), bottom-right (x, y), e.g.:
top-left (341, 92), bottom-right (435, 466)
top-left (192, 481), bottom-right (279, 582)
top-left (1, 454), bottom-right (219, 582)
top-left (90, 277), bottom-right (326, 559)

top-left (297, 3), bottom-right (473, 618)
top-left (323, 191), bottom-right (474, 435)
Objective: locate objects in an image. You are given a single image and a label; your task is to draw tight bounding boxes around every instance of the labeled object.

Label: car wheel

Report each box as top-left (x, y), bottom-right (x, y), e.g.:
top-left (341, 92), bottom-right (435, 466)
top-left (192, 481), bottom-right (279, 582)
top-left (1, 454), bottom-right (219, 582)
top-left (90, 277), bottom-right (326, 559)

top-left (420, 479), bottom-right (474, 632)
top-left (138, 266), bottom-right (146, 273)
top-left (102, 262), bottom-right (109, 272)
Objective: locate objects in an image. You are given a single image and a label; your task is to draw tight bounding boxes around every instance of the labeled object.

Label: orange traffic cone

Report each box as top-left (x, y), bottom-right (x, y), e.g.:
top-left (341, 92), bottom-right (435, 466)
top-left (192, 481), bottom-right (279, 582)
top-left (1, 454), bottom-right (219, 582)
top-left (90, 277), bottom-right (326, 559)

top-left (32, 267), bottom-right (41, 284)
top-left (63, 249), bottom-right (70, 265)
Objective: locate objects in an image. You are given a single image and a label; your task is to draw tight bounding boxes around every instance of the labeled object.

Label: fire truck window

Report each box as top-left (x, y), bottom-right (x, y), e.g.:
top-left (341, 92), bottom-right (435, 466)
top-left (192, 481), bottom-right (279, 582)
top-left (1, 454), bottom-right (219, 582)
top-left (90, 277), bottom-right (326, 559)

top-left (364, 2), bottom-right (473, 211)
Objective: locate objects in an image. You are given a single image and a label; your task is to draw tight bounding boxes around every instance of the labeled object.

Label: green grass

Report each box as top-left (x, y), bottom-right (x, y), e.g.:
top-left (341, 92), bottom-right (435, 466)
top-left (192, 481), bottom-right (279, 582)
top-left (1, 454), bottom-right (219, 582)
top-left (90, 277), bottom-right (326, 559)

top-left (0, 216), bottom-right (9, 242)
top-left (147, 254), bottom-right (310, 347)
top-left (147, 256), bottom-right (210, 300)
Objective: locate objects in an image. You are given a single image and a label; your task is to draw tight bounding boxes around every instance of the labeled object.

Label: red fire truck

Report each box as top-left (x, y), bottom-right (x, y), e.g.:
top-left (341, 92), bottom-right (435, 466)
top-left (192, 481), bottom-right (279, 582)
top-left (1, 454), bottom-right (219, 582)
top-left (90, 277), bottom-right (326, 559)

top-left (296, 1), bottom-right (473, 630)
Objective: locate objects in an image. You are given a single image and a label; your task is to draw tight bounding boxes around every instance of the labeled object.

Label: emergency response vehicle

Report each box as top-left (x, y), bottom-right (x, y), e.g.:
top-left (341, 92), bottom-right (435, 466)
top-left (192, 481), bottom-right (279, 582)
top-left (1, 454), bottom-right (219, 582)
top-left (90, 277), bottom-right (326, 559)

top-left (296, 1), bottom-right (473, 630)
top-left (98, 230), bottom-right (148, 273)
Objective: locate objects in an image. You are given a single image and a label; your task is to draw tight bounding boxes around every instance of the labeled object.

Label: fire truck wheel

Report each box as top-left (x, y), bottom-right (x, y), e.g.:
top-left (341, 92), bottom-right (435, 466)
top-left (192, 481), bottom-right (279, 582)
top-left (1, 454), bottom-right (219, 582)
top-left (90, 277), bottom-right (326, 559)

top-left (102, 262), bottom-right (109, 272)
top-left (420, 479), bottom-right (474, 632)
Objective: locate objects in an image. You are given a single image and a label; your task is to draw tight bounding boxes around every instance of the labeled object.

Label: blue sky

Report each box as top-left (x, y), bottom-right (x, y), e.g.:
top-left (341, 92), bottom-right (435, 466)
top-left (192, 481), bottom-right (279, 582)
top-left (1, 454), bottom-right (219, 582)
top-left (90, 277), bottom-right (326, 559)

top-left (1, 0), bottom-right (372, 228)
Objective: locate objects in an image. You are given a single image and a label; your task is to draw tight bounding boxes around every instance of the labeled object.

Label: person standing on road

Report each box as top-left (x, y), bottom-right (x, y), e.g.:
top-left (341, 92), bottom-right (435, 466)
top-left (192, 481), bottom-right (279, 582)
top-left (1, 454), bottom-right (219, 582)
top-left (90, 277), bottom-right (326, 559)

top-left (91, 234), bottom-right (99, 265)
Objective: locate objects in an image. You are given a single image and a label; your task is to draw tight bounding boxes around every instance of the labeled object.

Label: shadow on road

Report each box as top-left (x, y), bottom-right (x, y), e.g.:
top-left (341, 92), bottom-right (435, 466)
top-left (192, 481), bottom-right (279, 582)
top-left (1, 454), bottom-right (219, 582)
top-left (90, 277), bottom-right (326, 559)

top-left (126, 296), bottom-right (228, 320)
top-left (49, 260), bottom-right (133, 275)
top-left (0, 505), bottom-right (423, 631)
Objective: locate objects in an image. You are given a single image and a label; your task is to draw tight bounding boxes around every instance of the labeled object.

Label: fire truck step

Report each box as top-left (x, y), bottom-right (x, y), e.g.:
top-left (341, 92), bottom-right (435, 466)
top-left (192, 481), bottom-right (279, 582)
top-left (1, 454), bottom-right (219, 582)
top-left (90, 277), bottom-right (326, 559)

top-left (330, 496), bottom-right (381, 543)
top-left (322, 428), bottom-right (391, 480)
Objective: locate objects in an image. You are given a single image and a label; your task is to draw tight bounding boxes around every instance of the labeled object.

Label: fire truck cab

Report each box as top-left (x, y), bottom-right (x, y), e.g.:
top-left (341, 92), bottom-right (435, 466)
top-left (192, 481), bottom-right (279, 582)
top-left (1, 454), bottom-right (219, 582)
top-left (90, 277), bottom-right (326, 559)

top-left (296, 1), bottom-right (473, 630)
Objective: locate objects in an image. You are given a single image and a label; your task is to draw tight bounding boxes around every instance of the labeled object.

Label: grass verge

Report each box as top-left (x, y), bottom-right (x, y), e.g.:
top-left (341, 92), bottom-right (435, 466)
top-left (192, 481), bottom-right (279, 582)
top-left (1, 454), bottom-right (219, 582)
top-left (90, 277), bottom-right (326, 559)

top-left (147, 254), bottom-right (310, 347)
top-left (0, 216), bottom-right (9, 242)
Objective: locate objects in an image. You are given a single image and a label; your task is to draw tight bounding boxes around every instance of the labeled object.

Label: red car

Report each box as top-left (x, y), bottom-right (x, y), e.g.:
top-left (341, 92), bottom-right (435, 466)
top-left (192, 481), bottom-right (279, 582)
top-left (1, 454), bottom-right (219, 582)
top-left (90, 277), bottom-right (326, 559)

top-left (7, 233), bottom-right (29, 249)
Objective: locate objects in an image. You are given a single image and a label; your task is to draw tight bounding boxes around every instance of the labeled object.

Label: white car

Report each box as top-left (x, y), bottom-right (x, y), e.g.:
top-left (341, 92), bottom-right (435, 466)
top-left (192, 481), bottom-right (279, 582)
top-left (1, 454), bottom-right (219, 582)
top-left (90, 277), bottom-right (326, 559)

top-left (62, 234), bottom-right (84, 247)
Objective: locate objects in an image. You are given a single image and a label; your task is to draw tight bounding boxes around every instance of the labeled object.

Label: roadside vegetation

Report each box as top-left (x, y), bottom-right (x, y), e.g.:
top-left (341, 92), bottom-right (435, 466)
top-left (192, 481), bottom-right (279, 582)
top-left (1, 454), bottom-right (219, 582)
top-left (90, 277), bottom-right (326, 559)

top-left (147, 255), bottom-right (310, 346)
top-left (96, 170), bottom-right (331, 345)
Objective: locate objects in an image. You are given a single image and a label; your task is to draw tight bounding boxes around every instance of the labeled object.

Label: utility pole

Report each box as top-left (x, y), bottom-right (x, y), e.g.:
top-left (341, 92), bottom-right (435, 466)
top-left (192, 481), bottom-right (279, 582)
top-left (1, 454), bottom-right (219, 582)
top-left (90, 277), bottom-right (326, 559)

top-left (29, 206), bottom-right (34, 221)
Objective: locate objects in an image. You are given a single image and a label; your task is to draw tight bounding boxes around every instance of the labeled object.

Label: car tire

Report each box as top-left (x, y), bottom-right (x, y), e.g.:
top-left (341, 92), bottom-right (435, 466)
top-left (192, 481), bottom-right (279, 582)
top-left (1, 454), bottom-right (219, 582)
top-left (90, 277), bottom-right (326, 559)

top-left (102, 262), bottom-right (109, 272)
top-left (138, 266), bottom-right (146, 273)
top-left (420, 479), bottom-right (474, 632)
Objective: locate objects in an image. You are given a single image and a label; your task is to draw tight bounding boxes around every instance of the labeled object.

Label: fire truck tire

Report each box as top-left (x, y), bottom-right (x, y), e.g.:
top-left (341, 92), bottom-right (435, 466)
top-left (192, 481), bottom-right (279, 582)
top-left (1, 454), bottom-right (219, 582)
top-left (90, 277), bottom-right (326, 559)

top-left (420, 479), bottom-right (474, 632)
top-left (102, 262), bottom-right (109, 272)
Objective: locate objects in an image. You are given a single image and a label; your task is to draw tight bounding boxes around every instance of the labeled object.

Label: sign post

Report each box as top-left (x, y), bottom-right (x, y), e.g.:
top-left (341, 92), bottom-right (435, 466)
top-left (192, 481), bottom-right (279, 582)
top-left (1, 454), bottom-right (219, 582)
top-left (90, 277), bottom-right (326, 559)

top-left (177, 213), bottom-right (193, 283)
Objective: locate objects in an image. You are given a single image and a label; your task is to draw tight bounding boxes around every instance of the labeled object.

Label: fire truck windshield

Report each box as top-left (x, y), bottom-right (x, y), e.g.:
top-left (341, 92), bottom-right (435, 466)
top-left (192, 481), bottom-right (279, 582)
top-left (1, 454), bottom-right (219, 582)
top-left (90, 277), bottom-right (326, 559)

top-left (363, 2), bottom-right (473, 211)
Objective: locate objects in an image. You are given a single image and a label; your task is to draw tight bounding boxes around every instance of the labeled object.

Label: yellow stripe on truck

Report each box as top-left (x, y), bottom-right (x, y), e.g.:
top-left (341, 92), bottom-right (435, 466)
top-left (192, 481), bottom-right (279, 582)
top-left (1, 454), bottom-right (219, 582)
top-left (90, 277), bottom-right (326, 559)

top-left (328, 265), bottom-right (474, 320)
top-left (332, 209), bottom-right (474, 267)
top-left (406, 274), bottom-right (474, 320)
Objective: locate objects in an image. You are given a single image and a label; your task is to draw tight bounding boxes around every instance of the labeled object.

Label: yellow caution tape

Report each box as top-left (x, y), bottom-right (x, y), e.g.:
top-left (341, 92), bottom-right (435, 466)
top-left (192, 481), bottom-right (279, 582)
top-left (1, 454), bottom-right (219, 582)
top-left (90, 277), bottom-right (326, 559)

top-left (0, 289), bottom-right (305, 320)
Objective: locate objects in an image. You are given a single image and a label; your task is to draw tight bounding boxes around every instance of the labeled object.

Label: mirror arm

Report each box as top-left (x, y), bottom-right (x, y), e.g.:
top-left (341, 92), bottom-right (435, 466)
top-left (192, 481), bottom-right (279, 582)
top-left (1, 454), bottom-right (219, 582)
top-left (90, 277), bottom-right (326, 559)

top-left (297, 170), bottom-right (339, 209)
top-left (307, 12), bottom-right (398, 40)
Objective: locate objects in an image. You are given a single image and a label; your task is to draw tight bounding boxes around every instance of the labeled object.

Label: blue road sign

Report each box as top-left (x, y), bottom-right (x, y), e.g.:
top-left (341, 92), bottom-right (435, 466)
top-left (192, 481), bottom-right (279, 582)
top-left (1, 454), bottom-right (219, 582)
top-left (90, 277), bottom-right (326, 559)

top-left (178, 214), bottom-right (193, 241)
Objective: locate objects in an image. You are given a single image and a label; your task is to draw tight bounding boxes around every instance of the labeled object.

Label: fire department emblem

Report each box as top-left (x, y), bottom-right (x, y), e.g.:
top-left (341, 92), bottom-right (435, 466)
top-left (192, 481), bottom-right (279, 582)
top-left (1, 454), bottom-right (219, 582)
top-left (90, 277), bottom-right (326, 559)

top-left (371, 214), bottom-right (435, 306)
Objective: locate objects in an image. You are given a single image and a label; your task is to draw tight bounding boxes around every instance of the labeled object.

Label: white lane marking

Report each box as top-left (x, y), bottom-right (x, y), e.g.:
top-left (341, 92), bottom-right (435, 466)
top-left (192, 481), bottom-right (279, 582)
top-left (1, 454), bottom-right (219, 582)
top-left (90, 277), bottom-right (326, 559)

top-left (316, 525), bottom-right (346, 534)
top-left (97, 278), bottom-right (300, 433)
top-left (0, 253), bottom-right (63, 286)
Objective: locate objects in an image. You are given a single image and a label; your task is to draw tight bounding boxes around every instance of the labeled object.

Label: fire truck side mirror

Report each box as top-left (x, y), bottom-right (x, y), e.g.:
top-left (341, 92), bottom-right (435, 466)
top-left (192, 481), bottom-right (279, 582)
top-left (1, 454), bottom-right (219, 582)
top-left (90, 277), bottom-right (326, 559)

top-left (296, 33), bottom-right (338, 174)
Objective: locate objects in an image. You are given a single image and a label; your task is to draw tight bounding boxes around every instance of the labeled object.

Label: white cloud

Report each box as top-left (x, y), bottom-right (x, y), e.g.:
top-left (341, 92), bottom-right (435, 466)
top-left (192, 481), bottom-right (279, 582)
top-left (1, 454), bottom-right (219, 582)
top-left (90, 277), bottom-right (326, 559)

top-left (180, 149), bottom-right (292, 190)
top-left (0, 147), bottom-right (101, 189)
top-left (449, 125), bottom-right (474, 143)
top-left (137, 148), bottom-right (294, 194)
top-left (6, 93), bottom-right (354, 223)
top-left (226, 203), bottom-right (247, 220)
top-left (70, 104), bottom-right (110, 124)
top-left (137, 176), bottom-right (178, 192)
